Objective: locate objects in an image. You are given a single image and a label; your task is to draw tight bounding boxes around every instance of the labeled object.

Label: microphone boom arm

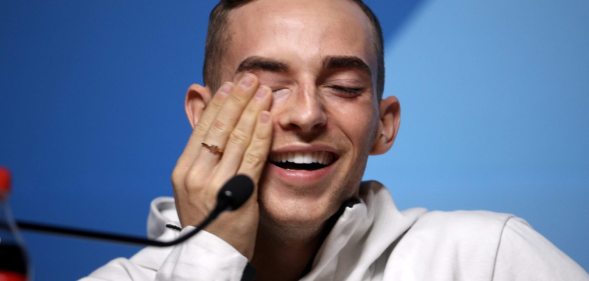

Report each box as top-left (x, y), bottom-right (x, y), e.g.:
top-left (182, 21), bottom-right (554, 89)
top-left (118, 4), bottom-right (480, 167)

top-left (16, 175), bottom-right (254, 247)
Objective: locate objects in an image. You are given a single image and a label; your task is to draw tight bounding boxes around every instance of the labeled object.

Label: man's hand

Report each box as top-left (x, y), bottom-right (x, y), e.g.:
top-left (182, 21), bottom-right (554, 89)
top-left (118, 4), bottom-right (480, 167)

top-left (171, 73), bottom-right (272, 259)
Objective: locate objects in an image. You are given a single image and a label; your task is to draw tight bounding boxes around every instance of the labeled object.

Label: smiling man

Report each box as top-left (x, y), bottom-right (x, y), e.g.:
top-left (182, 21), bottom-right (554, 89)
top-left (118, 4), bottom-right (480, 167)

top-left (84, 0), bottom-right (588, 280)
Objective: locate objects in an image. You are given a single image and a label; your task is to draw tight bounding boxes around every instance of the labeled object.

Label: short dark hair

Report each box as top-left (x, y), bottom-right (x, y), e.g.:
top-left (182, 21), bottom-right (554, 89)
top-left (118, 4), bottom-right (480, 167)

top-left (203, 0), bottom-right (385, 99)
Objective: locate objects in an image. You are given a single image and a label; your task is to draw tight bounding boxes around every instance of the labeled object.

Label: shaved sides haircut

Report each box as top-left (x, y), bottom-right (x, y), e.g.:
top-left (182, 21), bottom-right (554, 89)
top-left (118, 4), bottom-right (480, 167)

top-left (203, 0), bottom-right (386, 99)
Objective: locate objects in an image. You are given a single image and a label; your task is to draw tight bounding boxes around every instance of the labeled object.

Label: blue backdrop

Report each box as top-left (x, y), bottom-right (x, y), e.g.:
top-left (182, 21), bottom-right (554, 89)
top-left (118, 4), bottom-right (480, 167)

top-left (1, 1), bottom-right (587, 279)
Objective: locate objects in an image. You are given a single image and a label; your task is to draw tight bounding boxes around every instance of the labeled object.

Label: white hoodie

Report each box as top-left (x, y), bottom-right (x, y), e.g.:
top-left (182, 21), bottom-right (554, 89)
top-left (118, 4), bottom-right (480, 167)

top-left (83, 181), bottom-right (588, 280)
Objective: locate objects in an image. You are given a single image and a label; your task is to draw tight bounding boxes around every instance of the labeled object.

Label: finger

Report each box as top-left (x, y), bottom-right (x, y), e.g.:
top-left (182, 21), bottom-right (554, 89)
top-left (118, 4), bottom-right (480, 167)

top-left (188, 74), bottom-right (260, 187)
top-left (238, 111), bottom-right (273, 187)
top-left (213, 85), bottom-right (272, 180)
top-left (174, 82), bottom-right (233, 172)
top-left (200, 73), bottom-right (259, 158)
top-left (192, 83), bottom-right (234, 142)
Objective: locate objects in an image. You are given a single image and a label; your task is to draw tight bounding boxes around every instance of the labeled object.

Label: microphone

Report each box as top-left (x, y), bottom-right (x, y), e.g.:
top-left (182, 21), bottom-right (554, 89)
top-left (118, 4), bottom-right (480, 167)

top-left (16, 174), bottom-right (254, 247)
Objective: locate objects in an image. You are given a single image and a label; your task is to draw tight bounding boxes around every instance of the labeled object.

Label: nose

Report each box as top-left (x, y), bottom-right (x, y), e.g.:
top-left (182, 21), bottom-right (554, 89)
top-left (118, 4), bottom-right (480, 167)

top-left (277, 85), bottom-right (327, 136)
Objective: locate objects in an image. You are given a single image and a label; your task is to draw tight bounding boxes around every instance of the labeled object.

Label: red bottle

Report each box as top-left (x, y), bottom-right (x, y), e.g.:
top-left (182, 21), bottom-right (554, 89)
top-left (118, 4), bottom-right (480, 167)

top-left (0, 167), bottom-right (28, 281)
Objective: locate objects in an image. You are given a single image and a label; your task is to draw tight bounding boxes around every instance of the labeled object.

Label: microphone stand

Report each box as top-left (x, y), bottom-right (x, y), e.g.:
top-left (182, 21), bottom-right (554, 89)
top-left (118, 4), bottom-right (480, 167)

top-left (16, 175), bottom-right (254, 247)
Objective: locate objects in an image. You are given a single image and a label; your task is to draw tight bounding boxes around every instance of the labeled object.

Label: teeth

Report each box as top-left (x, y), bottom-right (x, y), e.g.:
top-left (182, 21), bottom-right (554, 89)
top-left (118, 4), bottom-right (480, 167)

top-left (271, 151), bottom-right (334, 165)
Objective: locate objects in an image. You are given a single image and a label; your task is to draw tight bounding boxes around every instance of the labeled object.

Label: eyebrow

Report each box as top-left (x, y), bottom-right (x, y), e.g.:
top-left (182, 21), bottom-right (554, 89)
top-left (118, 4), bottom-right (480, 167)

top-left (235, 55), bottom-right (372, 77)
top-left (322, 56), bottom-right (372, 77)
top-left (236, 56), bottom-right (290, 74)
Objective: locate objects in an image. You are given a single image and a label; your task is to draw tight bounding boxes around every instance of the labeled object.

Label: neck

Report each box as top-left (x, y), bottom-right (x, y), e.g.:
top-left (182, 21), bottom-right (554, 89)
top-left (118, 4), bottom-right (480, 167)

top-left (251, 218), bottom-right (328, 281)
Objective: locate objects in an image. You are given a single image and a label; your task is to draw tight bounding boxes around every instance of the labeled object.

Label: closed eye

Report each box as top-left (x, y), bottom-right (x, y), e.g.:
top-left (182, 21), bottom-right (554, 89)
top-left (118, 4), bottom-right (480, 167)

top-left (271, 88), bottom-right (291, 96)
top-left (328, 85), bottom-right (364, 96)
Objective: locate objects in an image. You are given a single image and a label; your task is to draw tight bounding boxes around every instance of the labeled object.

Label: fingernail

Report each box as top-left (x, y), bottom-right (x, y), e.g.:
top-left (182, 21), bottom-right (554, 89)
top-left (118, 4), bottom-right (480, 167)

top-left (260, 111), bottom-right (271, 123)
top-left (239, 73), bottom-right (256, 89)
top-left (218, 83), bottom-right (233, 96)
top-left (255, 86), bottom-right (269, 100)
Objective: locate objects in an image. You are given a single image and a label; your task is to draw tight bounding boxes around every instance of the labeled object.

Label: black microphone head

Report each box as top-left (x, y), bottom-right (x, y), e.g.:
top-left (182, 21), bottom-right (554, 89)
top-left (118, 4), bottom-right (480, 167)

top-left (217, 174), bottom-right (254, 211)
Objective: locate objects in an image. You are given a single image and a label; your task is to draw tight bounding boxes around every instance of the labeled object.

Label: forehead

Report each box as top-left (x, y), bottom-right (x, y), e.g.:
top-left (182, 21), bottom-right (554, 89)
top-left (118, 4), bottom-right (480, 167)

top-left (223, 0), bottom-right (377, 76)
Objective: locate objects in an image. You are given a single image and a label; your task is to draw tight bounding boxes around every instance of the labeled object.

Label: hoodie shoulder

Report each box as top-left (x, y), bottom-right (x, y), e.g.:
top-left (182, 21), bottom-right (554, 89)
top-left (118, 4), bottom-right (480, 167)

top-left (383, 210), bottom-right (514, 280)
top-left (414, 210), bottom-right (514, 237)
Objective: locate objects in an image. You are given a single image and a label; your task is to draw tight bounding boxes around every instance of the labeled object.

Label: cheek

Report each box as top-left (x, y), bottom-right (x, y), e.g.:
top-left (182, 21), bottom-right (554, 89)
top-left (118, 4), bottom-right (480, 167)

top-left (327, 99), bottom-right (379, 148)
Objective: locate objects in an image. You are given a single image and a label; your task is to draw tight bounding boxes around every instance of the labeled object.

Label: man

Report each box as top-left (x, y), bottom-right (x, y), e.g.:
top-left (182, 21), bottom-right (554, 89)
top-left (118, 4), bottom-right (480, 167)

top-left (84, 0), bottom-right (588, 280)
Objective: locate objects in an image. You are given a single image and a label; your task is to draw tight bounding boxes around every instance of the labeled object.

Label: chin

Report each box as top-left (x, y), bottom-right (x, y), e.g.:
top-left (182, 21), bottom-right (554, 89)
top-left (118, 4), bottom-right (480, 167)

top-left (260, 200), bottom-right (327, 229)
top-left (257, 181), bottom-right (347, 231)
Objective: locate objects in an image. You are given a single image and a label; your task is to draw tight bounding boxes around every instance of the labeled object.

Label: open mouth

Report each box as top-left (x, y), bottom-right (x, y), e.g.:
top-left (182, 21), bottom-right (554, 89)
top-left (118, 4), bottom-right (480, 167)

top-left (269, 151), bottom-right (337, 171)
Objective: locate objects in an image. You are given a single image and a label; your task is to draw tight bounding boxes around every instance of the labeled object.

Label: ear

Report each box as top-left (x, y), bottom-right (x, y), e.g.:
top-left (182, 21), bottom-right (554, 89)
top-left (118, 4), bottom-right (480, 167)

top-left (370, 96), bottom-right (401, 155)
top-left (185, 84), bottom-right (212, 128)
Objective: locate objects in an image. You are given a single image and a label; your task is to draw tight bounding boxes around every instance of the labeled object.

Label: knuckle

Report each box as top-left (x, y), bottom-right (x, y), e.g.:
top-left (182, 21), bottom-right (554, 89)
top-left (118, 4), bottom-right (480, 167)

top-left (210, 97), bottom-right (225, 108)
top-left (210, 119), bottom-right (227, 135)
top-left (254, 125), bottom-right (272, 140)
top-left (243, 104), bottom-right (259, 116)
top-left (195, 120), bottom-right (210, 135)
top-left (228, 91), bottom-right (248, 104)
top-left (171, 168), bottom-right (185, 187)
top-left (243, 151), bottom-right (266, 169)
top-left (184, 169), bottom-right (205, 190)
top-left (229, 129), bottom-right (250, 146)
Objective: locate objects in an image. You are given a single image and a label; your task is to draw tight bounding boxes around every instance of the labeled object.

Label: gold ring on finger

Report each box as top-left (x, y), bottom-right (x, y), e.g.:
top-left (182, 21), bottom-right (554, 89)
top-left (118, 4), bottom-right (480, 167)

top-left (201, 142), bottom-right (224, 156)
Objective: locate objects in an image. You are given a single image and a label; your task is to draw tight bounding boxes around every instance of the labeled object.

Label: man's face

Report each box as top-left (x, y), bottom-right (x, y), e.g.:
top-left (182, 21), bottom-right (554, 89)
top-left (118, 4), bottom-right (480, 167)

top-left (220, 0), bottom-right (383, 229)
